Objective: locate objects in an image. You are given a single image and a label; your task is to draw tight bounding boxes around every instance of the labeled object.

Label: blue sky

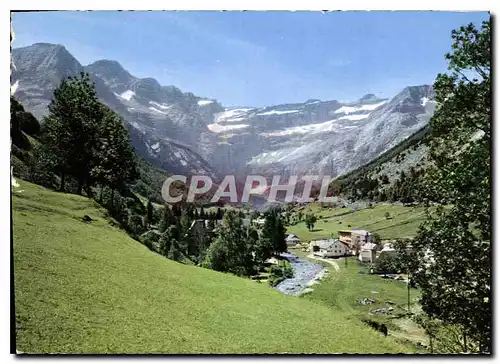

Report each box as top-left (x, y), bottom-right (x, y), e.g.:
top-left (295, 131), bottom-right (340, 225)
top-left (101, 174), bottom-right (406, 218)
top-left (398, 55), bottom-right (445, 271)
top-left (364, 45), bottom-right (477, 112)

top-left (12, 11), bottom-right (489, 107)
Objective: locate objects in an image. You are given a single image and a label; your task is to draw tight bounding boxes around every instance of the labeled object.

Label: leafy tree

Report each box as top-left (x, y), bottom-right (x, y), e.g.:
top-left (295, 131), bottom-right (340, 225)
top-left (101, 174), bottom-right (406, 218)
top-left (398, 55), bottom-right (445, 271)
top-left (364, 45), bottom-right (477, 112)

top-left (297, 211), bottom-right (303, 221)
top-left (159, 225), bottom-right (177, 257)
top-left (304, 213), bottom-right (317, 231)
top-left (146, 199), bottom-right (153, 228)
top-left (91, 105), bottom-right (138, 204)
top-left (257, 208), bottom-right (287, 261)
top-left (207, 218), bottom-right (216, 231)
top-left (159, 205), bottom-right (174, 233)
top-left (11, 97), bottom-right (40, 149)
top-left (128, 213), bottom-right (145, 236)
top-left (167, 243), bottom-right (183, 262)
top-left (41, 73), bottom-right (102, 194)
top-left (371, 232), bottom-right (382, 245)
top-left (412, 21), bottom-right (491, 353)
top-left (373, 253), bottom-right (397, 274)
top-left (393, 239), bottom-right (419, 312)
top-left (202, 210), bottom-right (254, 276)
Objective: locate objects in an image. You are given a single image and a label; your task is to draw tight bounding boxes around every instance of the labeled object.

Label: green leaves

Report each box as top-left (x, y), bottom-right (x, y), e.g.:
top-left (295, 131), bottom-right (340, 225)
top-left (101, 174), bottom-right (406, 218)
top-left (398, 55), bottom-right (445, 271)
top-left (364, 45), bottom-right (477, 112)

top-left (413, 20), bottom-right (491, 353)
top-left (202, 210), bottom-right (255, 276)
top-left (260, 208), bottom-right (287, 258)
top-left (40, 73), bottom-right (138, 195)
top-left (304, 213), bottom-right (317, 231)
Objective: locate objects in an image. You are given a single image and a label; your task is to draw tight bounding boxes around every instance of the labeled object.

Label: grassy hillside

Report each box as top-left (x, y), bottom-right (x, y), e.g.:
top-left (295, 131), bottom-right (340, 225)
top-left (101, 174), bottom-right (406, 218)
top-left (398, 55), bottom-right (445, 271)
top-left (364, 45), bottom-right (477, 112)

top-left (287, 203), bottom-right (429, 242)
top-left (12, 180), bottom-right (414, 354)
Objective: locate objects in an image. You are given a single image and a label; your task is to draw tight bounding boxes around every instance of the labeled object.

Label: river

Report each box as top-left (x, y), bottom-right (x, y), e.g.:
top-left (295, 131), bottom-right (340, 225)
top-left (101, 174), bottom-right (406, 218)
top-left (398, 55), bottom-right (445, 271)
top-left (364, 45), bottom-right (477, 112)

top-left (274, 252), bottom-right (326, 296)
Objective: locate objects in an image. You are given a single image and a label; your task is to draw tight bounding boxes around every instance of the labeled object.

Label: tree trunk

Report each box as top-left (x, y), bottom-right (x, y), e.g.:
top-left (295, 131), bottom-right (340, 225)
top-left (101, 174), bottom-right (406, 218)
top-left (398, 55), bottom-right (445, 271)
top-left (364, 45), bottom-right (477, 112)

top-left (111, 188), bottom-right (114, 209)
top-left (85, 183), bottom-right (92, 198)
top-left (77, 179), bottom-right (84, 195)
top-left (463, 331), bottom-right (467, 353)
top-left (99, 186), bottom-right (104, 203)
top-left (59, 172), bottom-right (66, 192)
top-left (407, 276), bottom-right (411, 312)
top-left (430, 335), bottom-right (434, 354)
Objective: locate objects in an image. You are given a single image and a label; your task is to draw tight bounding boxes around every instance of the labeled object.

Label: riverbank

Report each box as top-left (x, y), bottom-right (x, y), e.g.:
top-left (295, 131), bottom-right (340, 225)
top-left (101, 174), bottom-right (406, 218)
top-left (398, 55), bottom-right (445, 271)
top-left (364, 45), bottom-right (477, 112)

top-left (306, 254), bottom-right (341, 272)
top-left (274, 253), bottom-right (325, 296)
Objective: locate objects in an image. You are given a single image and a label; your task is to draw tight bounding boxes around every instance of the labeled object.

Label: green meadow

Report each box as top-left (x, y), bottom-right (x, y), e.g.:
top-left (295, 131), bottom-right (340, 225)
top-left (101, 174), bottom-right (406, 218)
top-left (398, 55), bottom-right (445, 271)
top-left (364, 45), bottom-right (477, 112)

top-left (12, 180), bottom-right (414, 354)
top-left (287, 203), bottom-right (430, 242)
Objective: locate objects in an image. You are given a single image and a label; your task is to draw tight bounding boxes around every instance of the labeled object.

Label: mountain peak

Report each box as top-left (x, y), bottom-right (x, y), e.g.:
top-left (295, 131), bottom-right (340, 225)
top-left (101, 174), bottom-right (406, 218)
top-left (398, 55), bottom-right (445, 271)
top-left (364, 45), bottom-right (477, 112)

top-left (359, 93), bottom-right (376, 101)
top-left (86, 59), bottom-right (132, 78)
top-left (14, 42), bottom-right (71, 57)
top-left (12, 42), bottom-right (82, 77)
top-left (85, 59), bottom-right (135, 91)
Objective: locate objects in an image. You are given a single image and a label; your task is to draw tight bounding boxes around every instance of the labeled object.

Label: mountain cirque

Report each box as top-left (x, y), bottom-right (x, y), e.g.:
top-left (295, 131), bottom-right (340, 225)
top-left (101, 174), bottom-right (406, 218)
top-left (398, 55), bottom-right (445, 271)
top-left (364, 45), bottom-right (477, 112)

top-left (11, 43), bottom-right (436, 182)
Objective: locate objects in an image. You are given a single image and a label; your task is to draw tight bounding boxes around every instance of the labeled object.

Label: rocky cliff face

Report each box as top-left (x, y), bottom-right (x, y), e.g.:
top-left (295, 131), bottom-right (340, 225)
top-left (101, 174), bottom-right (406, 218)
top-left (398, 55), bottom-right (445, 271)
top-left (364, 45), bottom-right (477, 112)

top-left (11, 42), bottom-right (436, 183)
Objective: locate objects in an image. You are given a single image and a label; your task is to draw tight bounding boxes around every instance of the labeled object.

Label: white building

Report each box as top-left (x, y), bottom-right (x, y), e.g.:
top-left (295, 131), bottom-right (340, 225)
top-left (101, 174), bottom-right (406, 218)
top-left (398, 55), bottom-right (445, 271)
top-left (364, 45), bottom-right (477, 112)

top-left (285, 234), bottom-right (301, 247)
top-left (377, 242), bottom-right (396, 260)
top-left (311, 239), bottom-right (350, 258)
top-left (358, 242), bottom-right (378, 263)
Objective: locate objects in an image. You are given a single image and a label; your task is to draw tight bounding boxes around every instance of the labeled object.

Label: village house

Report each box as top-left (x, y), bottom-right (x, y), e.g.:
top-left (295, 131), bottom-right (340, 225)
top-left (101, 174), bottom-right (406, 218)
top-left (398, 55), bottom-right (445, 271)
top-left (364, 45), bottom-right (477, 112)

top-left (285, 234), bottom-right (301, 247)
top-left (376, 242), bottom-right (396, 260)
top-left (358, 242), bottom-right (378, 263)
top-left (310, 239), bottom-right (350, 258)
top-left (339, 229), bottom-right (373, 250)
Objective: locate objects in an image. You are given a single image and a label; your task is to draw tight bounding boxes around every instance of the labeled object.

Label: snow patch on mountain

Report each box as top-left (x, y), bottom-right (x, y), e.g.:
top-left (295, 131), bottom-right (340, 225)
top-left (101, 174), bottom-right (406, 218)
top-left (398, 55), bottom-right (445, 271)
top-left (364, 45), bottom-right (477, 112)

top-left (208, 123), bottom-right (249, 133)
top-left (257, 109), bottom-right (301, 116)
top-left (247, 144), bottom-right (317, 166)
top-left (215, 108), bottom-right (254, 123)
top-left (334, 100), bottom-right (388, 115)
top-left (11, 80), bottom-right (19, 95)
top-left (197, 99), bottom-right (214, 106)
top-left (129, 120), bottom-right (144, 133)
top-left (149, 101), bottom-right (172, 110)
top-left (262, 117), bottom-right (360, 137)
top-left (173, 151), bottom-right (189, 166)
top-left (339, 114), bottom-right (370, 121)
top-left (149, 106), bottom-right (168, 115)
top-left (420, 97), bottom-right (429, 106)
top-left (151, 142), bottom-right (160, 150)
top-left (114, 89), bottom-right (135, 101)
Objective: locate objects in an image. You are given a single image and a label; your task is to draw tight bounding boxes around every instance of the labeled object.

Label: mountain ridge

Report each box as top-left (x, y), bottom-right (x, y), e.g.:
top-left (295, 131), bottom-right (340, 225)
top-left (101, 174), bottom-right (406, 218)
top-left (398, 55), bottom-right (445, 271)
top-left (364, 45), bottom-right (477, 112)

top-left (11, 42), bottom-right (437, 185)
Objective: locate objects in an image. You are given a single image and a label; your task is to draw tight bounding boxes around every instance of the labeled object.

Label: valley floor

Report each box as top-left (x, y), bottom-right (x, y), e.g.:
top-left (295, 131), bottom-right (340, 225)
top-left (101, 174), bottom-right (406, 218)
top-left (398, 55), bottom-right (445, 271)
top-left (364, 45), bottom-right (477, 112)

top-left (12, 180), bottom-right (415, 354)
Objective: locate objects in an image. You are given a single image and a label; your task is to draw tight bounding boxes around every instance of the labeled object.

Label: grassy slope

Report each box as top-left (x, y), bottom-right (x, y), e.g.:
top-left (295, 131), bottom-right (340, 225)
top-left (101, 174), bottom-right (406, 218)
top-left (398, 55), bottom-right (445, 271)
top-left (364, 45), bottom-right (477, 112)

top-left (12, 181), bottom-right (413, 354)
top-left (287, 203), bottom-right (428, 242)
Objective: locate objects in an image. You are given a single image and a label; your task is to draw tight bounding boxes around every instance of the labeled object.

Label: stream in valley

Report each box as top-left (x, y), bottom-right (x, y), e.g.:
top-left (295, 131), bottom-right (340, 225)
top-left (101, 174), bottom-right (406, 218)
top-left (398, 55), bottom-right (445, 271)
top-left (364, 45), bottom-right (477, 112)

top-left (274, 252), bottom-right (326, 296)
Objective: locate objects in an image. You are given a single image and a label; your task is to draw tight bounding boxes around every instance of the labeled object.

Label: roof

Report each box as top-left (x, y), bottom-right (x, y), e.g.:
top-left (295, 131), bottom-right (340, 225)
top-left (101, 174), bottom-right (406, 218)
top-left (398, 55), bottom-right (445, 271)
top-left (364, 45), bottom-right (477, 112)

top-left (338, 241), bottom-right (351, 249)
top-left (312, 239), bottom-right (340, 250)
top-left (351, 229), bottom-right (371, 236)
top-left (361, 243), bottom-right (378, 251)
top-left (286, 234), bottom-right (300, 242)
top-left (381, 243), bottom-right (395, 252)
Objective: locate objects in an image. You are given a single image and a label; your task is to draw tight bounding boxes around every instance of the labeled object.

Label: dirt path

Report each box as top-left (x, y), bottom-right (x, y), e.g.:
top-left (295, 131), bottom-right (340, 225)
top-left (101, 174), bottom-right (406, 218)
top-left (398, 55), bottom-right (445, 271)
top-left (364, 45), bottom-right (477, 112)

top-left (307, 254), bottom-right (340, 272)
